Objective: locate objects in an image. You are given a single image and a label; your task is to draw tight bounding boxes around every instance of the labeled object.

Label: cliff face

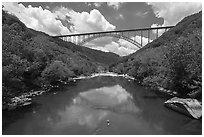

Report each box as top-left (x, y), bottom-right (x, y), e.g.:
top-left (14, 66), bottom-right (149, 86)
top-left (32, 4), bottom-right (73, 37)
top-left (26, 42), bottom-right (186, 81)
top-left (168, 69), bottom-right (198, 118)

top-left (110, 11), bottom-right (202, 98)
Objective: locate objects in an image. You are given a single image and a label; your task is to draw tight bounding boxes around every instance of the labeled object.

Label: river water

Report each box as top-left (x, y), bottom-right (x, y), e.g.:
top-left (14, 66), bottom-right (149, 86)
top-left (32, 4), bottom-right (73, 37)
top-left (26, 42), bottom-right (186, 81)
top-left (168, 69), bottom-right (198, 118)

top-left (2, 75), bottom-right (202, 135)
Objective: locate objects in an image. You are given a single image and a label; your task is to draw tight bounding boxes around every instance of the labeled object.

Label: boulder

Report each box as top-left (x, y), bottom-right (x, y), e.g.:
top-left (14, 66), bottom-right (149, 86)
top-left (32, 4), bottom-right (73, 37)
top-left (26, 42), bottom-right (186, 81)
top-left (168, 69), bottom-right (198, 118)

top-left (164, 97), bottom-right (202, 119)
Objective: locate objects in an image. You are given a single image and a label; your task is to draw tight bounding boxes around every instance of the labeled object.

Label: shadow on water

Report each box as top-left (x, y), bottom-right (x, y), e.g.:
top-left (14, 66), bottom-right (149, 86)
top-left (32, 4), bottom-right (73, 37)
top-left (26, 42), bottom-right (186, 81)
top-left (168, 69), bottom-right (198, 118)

top-left (2, 103), bottom-right (41, 132)
top-left (2, 76), bottom-right (202, 135)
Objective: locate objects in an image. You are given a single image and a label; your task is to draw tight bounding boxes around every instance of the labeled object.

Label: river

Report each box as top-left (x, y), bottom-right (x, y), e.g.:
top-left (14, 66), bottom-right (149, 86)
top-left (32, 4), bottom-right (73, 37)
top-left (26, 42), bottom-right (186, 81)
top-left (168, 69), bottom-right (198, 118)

top-left (2, 74), bottom-right (202, 135)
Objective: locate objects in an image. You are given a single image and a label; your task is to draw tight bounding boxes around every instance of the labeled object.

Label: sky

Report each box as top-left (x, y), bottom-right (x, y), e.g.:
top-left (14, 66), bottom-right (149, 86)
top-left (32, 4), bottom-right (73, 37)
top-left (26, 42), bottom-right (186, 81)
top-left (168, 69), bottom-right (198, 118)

top-left (2, 2), bottom-right (202, 56)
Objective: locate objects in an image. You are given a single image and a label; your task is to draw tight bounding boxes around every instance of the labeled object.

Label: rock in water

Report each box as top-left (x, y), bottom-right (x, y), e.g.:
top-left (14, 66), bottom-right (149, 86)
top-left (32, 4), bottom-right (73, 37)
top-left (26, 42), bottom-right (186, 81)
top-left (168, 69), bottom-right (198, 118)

top-left (164, 97), bottom-right (202, 119)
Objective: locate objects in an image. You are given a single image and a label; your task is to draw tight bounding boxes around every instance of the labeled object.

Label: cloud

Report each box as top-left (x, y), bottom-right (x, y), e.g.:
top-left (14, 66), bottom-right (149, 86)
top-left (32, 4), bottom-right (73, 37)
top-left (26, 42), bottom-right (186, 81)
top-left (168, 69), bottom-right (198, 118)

top-left (107, 2), bottom-right (124, 10)
top-left (94, 2), bottom-right (104, 7)
top-left (104, 41), bottom-right (136, 56)
top-left (118, 35), bottom-right (152, 49)
top-left (85, 34), bottom-right (153, 56)
top-left (45, 6), bottom-right (50, 9)
top-left (135, 11), bottom-right (149, 18)
top-left (148, 2), bottom-right (202, 26)
top-left (86, 40), bottom-right (137, 56)
top-left (85, 2), bottom-right (92, 7)
top-left (3, 2), bottom-right (70, 36)
top-left (54, 7), bottom-right (116, 34)
top-left (2, 2), bottom-right (149, 57)
top-left (3, 2), bottom-right (116, 37)
top-left (65, 9), bottom-right (116, 33)
top-left (89, 46), bottom-right (109, 52)
top-left (148, 2), bottom-right (201, 36)
top-left (150, 24), bottom-right (166, 37)
top-left (133, 35), bottom-right (153, 46)
top-left (56, 7), bottom-right (116, 49)
top-left (86, 2), bottom-right (124, 10)
top-left (114, 35), bottom-right (152, 56)
top-left (88, 35), bottom-right (152, 56)
top-left (118, 39), bottom-right (139, 51)
top-left (83, 37), bottom-right (113, 49)
top-left (116, 35), bottom-right (152, 53)
top-left (55, 7), bottom-right (117, 52)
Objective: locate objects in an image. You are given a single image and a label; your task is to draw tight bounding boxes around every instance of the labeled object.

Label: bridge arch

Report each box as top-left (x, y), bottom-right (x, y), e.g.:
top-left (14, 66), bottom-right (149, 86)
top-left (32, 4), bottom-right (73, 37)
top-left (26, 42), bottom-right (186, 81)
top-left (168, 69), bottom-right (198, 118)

top-left (54, 26), bottom-right (175, 49)
top-left (79, 33), bottom-right (142, 48)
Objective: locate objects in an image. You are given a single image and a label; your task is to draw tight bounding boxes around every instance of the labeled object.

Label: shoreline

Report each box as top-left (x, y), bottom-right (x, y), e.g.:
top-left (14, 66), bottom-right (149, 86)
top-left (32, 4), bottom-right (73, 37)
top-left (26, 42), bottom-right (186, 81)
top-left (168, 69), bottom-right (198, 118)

top-left (3, 71), bottom-right (201, 119)
top-left (4, 71), bottom-right (199, 111)
top-left (3, 72), bottom-right (136, 110)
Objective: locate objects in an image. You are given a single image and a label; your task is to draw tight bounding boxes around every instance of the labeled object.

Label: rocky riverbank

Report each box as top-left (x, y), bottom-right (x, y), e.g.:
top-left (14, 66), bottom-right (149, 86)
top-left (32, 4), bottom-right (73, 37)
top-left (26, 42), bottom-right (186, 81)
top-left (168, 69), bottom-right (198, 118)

top-left (3, 90), bottom-right (46, 110)
top-left (4, 72), bottom-right (202, 119)
top-left (3, 72), bottom-right (135, 110)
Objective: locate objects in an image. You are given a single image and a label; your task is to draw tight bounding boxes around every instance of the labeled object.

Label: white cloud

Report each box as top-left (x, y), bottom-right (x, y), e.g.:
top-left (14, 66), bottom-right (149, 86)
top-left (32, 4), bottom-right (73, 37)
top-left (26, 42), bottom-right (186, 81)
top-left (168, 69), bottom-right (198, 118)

top-left (116, 35), bottom-right (152, 54)
top-left (65, 9), bottom-right (116, 33)
top-left (89, 46), bottom-right (109, 52)
top-left (148, 2), bottom-right (202, 26)
top-left (55, 7), bottom-right (117, 52)
top-left (57, 8), bottom-right (116, 49)
top-left (89, 35), bottom-right (152, 56)
top-left (148, 2), bottom-right (201, 36)
top-left (104, 41), bottom-right (136, 56)
top-left (86, 2), bottom-right (123, 10)
top-left (3, 2), bottom-right (70, 36)
top-left (94, 2), bottom-right (104, 7)
top-left (135, 11), bottom-right (149, 18)
top-left (84, 37), bottom-right (113, 47)
top-left (53, 6), bottom-right (70, 21)
top-left (85, 34), bottom-right (153, 56)
top-left (107, 2), bottom-right (123, 10)
top-left (150, 24), bottom-right (165, 37)
top-left (118, 39), bottom-right (139, 51)
top-left (3, 2), bottom-right (116, 37)
top-left (54, 7), bottom-right (116, 34)
top-left (85, 2), bottom-right (92, 7)
top-left (45, 6), bottom-right (50, 9)
top-left (86, 40), bottom-right (137, 56)
top-left (133, 35), bottom-right (153, 46)
top-left (2, 2), bottom-right (148, 57)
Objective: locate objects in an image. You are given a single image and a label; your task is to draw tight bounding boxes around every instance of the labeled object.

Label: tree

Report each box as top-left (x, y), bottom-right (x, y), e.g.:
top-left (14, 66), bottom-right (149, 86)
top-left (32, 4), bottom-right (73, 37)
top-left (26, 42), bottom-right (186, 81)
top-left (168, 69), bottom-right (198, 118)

top-left (41, 60), bottom-right (74, 86)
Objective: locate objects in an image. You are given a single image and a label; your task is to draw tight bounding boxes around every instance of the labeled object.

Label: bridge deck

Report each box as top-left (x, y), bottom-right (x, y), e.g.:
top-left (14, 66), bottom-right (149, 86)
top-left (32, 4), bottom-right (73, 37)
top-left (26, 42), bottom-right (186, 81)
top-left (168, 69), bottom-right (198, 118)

top-left (53, 26), bottom-right (174, 37)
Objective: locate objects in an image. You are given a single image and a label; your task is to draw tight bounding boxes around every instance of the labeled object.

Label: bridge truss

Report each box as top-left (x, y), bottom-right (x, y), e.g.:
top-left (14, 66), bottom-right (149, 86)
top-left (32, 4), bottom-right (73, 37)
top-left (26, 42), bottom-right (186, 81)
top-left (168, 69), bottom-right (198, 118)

top-left (53, 26), bottom-right (174, 48)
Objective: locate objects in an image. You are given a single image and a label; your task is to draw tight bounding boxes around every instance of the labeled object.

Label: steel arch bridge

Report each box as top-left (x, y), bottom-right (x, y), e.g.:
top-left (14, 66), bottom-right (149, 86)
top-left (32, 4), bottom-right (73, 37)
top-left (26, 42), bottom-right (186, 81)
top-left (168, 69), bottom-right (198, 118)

top-left (80, 33), bottom-right (142, 48)
top-left (53, 26), bottom-right (174, 49)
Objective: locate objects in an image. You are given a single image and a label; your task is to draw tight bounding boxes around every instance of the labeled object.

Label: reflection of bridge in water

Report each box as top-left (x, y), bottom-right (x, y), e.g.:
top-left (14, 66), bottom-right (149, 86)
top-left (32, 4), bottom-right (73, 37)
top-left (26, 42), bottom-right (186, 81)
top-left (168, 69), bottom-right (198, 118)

top-left (53, 26), bottom-right (174, 48)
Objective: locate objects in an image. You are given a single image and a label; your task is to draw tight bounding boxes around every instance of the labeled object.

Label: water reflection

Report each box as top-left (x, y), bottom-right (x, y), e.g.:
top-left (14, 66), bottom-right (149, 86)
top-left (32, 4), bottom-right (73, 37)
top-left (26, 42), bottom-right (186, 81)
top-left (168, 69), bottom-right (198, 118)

top-left (56, 84), bottom-right (140, 130)
top-left (57, 106), bottom-right (109, 129)
top-left (3, 77), bottom-right (202, 135)
top-left (74, 85), bottom-right (140, 112)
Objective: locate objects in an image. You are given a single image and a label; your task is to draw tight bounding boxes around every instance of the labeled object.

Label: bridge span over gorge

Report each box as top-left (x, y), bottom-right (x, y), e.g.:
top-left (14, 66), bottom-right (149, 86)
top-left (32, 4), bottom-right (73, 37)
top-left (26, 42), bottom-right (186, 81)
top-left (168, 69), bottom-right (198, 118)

top-left (53, 26), bottom-right (174, 49)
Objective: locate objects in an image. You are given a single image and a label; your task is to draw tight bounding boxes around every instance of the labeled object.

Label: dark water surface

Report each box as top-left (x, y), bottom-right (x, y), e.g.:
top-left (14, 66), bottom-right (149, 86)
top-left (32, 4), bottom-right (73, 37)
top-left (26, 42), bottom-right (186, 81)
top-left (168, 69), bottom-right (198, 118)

top-left (2, 76), bottom-right (202, 135)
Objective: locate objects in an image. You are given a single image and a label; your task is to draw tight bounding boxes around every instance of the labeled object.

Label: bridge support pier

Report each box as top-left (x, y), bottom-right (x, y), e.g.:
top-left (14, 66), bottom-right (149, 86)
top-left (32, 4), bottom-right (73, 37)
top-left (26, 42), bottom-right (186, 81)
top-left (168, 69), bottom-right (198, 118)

top-left (148, 30), bottom-right (150, 43)
top-left (140, 31), bottom-right (143, 47)
top-left (156, 29), bottom-right (159, 38)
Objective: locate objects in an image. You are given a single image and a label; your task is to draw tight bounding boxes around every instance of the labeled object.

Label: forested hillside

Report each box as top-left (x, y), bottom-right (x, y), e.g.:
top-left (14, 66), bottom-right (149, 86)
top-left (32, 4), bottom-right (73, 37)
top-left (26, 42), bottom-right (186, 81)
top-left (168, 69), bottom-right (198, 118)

top-left (53, 39), bottom-right (120, 66)
top-left (110, 11), bottom-right (202, 99)
top-left (2, 10), bottom-right (120, 105)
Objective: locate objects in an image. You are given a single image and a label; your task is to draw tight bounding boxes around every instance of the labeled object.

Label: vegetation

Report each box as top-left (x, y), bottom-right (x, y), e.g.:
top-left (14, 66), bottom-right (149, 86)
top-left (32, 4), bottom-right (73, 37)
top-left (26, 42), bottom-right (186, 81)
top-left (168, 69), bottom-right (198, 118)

top-left (2, 10), bottom-right (120, 107)
top-left (2, 9), bottom-right (202, 108)
top-left (110, 11), bottom-right (202, 99)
